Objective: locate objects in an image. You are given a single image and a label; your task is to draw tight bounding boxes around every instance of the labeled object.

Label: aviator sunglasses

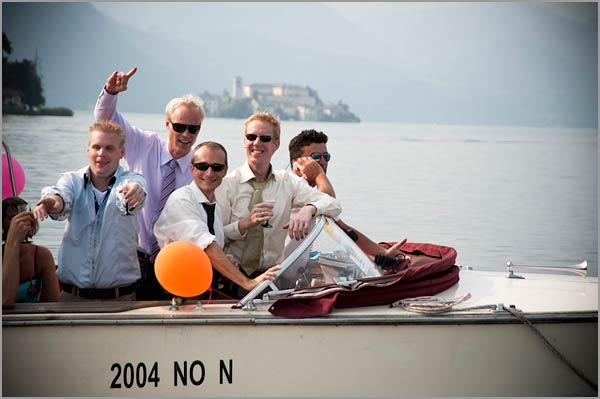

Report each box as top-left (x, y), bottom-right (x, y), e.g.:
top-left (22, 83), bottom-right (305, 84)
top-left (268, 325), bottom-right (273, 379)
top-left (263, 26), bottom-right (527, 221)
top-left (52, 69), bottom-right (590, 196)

top-left (310, 152), bottom-right (331, 162)
top-left (193, 162), bottom-right (226, 172)
top-left (170, 121), bottom-right (201, 135)
top-left (245, 134), bottom-right (273, 143)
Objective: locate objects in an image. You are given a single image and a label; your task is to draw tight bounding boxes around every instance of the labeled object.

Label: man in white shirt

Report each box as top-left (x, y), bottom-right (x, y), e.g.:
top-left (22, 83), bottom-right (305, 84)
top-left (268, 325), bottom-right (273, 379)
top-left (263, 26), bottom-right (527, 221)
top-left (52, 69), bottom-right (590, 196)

top-left (154, 141), bottom-right (279, 299)
top-left (216, 112), bottom-right (342, 296)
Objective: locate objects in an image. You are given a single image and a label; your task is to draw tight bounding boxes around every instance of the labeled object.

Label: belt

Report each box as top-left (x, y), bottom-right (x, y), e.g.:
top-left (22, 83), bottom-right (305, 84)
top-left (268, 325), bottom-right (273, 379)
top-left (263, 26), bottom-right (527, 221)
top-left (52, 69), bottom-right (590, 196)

top-left (61, 282), bottom-right (136, 300)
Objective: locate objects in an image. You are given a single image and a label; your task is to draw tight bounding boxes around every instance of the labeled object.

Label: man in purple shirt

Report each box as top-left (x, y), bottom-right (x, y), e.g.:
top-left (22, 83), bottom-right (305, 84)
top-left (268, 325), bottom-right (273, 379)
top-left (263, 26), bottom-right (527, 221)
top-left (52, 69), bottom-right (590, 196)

top-left (94, 66), bottom-right (204, 300)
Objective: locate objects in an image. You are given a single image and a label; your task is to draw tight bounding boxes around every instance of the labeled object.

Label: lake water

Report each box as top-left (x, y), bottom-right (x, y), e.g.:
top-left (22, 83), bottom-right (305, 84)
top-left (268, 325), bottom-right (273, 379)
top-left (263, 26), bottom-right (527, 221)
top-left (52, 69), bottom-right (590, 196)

top-left (2, 112), bottom-right (597, 276)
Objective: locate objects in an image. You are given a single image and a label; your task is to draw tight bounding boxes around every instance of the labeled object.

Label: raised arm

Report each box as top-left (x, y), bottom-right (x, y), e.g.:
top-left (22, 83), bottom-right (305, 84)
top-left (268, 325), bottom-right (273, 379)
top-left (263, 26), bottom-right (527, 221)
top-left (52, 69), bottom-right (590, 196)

top-left (293, 157), bottom-right (336, 198)
top-left (335, 219), bottom-right (406, 258)
top-left (94, 67), bottom-right (160, 164)
top-left (104, 67), bottom-right (138, 95)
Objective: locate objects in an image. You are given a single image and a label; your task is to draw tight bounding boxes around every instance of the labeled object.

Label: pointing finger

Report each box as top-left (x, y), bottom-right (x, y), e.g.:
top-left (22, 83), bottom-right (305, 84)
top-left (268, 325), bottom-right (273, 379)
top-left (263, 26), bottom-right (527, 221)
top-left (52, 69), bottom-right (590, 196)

top-left (126, 66), bottom-right (138, 78)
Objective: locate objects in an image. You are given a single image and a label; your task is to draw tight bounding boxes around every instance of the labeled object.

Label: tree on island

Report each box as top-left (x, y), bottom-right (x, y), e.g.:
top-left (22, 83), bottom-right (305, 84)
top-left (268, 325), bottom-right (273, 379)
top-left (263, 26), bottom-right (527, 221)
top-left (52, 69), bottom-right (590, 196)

top-left (221, 98), bottom-right (256, 119)
top-left (3, 32), bottom-right (45, 110)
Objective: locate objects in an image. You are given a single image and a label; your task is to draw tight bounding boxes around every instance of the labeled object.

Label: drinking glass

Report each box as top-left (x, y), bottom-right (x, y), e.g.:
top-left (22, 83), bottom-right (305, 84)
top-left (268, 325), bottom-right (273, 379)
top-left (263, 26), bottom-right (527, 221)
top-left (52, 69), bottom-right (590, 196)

top-left (16, 204), bottom-right (32, 243)
top-left (262, 200), bottom-right (275, 228)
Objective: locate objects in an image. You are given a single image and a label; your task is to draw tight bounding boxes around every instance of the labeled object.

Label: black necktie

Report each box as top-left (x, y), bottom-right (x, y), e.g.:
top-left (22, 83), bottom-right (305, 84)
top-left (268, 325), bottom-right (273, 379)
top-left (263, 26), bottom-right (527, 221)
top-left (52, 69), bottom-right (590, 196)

top-left (202, 203), bottom-right (216, 234)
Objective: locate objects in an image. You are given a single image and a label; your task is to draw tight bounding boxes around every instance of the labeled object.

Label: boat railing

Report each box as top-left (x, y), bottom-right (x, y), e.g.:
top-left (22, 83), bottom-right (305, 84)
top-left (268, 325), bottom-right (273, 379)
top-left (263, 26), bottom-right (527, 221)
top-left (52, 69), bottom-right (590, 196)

top-left (2, 140), bottom-right (18, 197)
top-left (506, 260), bottom-right (588, 279)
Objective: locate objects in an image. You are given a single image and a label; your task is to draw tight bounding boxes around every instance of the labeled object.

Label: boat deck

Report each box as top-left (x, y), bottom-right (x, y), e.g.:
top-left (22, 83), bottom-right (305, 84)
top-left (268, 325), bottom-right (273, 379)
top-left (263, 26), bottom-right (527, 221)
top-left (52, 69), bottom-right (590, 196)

top-left (4, 270), bottom-right (597, 324)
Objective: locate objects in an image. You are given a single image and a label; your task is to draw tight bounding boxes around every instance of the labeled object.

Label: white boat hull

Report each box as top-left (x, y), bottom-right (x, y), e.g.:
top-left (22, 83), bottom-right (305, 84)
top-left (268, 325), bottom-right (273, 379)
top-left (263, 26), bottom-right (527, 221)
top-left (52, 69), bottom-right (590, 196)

top-left (3, 270), bottom-right (597, 396)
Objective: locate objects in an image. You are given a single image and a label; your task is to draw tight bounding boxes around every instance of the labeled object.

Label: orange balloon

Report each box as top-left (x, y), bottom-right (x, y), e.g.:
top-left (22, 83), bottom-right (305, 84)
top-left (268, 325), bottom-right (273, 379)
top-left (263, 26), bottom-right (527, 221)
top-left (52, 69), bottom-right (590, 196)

top-left (154, 241), bottom-right (213, 297)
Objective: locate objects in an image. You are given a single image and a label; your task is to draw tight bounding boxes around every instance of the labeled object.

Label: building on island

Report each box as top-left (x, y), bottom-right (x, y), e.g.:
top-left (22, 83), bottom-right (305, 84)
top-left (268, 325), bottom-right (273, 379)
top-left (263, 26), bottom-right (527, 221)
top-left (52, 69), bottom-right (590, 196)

top-left (199, 76), bottom-right (360, 122)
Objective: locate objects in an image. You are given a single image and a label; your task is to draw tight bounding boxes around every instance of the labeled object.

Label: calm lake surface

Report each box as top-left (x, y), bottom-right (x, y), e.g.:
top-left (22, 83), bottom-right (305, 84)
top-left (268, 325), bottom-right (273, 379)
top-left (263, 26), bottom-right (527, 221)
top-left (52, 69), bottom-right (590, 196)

top-left (2, 112), bottom-right (597, 276)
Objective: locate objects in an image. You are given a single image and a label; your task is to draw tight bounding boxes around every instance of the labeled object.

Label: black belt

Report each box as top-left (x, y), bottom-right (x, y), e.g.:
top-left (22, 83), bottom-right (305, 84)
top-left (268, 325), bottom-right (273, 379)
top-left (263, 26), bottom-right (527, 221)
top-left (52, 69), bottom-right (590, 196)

top-left (61, 282), bottom-right (136, 300)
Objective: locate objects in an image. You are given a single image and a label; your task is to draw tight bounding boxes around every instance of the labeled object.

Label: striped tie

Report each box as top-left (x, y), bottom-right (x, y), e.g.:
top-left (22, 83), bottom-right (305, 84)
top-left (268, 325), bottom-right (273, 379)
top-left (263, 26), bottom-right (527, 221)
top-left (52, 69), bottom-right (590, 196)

top-left (150, 158), bottom-right (177, 261)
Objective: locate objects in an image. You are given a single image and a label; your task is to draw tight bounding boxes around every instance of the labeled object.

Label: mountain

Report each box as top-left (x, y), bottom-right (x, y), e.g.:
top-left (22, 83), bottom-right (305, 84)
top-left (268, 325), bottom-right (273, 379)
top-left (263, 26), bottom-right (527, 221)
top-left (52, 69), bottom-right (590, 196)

top-left (2, 2), bottom-right (597, 127)
top-left (2, 2), bottom-right (199, 114)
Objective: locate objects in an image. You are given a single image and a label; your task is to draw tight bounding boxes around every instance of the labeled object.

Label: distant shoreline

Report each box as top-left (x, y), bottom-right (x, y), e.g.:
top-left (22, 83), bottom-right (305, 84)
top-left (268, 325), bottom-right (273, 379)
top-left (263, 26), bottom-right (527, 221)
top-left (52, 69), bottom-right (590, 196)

top-left (2, 106), bottom-right (74, 117)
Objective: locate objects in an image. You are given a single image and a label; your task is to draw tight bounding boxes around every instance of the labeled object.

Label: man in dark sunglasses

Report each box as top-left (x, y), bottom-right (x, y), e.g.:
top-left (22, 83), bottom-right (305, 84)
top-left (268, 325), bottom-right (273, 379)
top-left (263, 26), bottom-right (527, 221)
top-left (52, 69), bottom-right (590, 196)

top-left (95, 66), bottom-right (205, 300)
top-left (154, 142), bottom-right (280, 299)
top-left (288, 129), bottom-right (405, 260)
top-left (215, 112), bottom-right (342, 297)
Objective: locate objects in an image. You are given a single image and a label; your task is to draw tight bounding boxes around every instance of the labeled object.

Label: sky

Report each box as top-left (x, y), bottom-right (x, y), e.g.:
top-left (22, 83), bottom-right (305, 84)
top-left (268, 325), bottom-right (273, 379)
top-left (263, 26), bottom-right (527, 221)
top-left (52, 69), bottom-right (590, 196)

top-left (3, 2), bottom-right (598, 127)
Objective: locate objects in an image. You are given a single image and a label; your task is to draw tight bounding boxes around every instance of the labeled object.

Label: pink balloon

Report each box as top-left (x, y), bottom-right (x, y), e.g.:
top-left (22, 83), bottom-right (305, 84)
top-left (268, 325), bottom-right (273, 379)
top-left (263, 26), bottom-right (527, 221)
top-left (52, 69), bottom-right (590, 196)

top-left (2, 152), bottom-right (26, 200)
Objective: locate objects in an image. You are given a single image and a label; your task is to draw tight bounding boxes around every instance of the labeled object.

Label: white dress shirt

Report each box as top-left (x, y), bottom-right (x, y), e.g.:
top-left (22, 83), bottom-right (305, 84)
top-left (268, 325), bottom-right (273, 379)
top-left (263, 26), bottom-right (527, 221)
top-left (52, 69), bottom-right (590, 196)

top-left (215, 161), bottom-right (342, 272)
top-left (154, 182), bottom-right (224, 250)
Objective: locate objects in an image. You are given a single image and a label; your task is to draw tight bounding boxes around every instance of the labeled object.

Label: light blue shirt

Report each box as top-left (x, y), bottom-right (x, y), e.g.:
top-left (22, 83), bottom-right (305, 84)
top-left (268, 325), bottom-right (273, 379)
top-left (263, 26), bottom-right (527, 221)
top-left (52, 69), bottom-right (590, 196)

top-left (94, 88), bottom-right (194, 254)
top-left (41, 165), bottom-right (146, 288)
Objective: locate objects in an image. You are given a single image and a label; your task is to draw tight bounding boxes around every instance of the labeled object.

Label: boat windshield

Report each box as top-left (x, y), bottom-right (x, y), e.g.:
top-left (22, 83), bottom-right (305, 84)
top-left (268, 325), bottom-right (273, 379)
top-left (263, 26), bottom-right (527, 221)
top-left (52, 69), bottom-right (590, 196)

top-left (238, 216), bottom-right (381, 306)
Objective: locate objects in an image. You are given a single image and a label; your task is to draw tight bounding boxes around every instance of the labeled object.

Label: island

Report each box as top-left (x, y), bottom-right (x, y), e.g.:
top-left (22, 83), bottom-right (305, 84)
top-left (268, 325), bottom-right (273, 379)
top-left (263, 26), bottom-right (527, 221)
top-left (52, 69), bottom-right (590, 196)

top-left (199, 76), bottom-right (360, 123)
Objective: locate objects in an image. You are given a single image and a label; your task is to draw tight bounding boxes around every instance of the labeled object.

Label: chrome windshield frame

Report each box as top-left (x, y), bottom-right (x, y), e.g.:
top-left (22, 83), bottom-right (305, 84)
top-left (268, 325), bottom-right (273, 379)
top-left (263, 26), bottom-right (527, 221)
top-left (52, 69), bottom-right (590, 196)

top-left (233, 215), bottom-right (328, 308)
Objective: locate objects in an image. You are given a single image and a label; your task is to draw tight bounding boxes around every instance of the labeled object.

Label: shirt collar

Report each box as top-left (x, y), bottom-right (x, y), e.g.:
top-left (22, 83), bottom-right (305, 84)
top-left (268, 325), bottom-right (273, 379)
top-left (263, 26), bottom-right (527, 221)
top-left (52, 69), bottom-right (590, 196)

top-left (189, 181), bottom-right (214, 205)
top-left (161, 146), bottom-right (193, 172)
top-left (83, 165), bottom-right (120, 189)
top-left (240, 161), bottom-right (275, 184)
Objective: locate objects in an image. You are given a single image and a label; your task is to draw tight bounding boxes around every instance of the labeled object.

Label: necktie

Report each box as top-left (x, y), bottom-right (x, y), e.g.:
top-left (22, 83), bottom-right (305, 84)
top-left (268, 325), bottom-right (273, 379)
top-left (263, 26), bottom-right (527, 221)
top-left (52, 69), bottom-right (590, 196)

top-left (150, 158), bottom-right (177, 261)
top-left (159, 159), bottom-right (177, 213)
top-left (240, 179), bottom-right (268, 276)
top-left (202, 202), bottom-right (216, 235)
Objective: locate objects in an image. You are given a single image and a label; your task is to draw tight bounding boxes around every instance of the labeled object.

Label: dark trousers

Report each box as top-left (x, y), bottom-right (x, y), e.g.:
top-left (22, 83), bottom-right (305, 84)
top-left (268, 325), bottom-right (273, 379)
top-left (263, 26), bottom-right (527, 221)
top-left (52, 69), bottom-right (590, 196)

top-left (136, 251), bottom-right (171, 300)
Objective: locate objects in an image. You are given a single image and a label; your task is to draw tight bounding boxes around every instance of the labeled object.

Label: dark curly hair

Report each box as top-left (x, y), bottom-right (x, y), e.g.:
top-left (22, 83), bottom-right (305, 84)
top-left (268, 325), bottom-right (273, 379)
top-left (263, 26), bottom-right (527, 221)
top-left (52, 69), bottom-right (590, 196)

top-left (288, 129), bottom-right (328, 163)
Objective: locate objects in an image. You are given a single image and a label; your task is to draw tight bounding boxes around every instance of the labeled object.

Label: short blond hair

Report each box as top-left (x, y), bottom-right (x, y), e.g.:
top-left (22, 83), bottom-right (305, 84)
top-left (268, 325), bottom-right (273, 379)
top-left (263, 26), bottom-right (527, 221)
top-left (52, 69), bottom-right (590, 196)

top-left (88, 120), bottom-right (125, 147)
top-left (165, 95), bottom-right (205, 122)
top-left (244, 111), bottom-right (281, 141)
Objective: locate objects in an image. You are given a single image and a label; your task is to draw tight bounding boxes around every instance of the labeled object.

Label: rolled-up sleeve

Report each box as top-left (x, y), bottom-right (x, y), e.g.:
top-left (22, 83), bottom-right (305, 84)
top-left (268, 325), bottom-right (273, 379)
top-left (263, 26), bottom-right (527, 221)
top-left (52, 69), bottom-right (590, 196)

top-left (41, 173), bottom-right (77, 221)
top-left (290, 175), bottom-right (342, 218)
top-left (94, 88), bottom-right (119, 122)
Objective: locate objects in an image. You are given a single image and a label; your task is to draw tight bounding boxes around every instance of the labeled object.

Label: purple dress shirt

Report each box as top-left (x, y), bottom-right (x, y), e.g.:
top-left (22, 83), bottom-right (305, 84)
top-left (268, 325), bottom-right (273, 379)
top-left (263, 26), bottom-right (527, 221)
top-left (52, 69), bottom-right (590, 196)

top-left (94, 88), bottom-right (194, 254)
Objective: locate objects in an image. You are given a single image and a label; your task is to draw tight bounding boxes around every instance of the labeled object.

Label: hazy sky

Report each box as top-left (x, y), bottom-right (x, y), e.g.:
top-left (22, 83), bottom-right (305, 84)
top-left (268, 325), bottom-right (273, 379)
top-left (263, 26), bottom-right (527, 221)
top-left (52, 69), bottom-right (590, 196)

top-left (90, 2), bottom-right (598, 126)
top-left (4, 2), bottom-right (598, 126)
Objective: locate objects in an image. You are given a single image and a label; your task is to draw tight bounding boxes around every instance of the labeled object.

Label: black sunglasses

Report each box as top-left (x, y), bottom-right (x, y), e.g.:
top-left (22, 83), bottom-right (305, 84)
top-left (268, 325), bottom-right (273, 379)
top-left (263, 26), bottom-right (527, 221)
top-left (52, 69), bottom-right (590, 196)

top-left (170, 121), bottom-right (201, 135)
top-left (192, 162), bottom-right (226, 172)
top-left (310, 152), bottom-right (331, 162)
top-left (245, 134), bottom-right (273, 143)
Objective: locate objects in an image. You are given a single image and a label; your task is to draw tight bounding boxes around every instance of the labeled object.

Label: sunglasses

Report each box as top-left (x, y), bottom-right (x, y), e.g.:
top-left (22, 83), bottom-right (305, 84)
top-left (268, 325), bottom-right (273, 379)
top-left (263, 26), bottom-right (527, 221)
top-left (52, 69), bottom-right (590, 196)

top-left (192, 162), bottom-right (226, 172)
top-left (310, 152), bottom-right (331, 162)
top-left (170, 121), bottom-right (201, 135)
top-left (245, 134), bottom-right (273, 143)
